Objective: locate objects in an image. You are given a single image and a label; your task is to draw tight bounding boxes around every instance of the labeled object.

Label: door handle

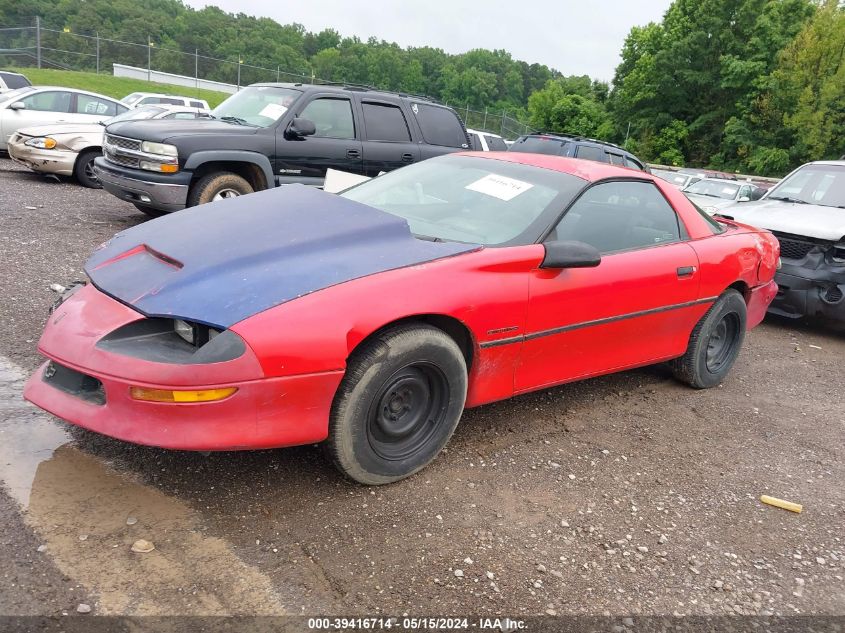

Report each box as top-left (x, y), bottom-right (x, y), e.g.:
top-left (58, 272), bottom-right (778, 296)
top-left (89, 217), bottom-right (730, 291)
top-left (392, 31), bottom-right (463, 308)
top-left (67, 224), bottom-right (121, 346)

top-left (346, 149), bottom-right (360, 159)
top-left (401, 153), bottom-right (414, 162)
top-left (677, 266), bottom-right (696, 278)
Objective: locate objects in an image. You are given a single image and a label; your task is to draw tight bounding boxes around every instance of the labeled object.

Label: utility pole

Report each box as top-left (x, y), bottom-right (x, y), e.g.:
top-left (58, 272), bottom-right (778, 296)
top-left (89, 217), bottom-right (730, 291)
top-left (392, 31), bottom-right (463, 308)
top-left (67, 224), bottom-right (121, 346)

top-left (147, 37), bottom-right (152, 81)
top-left (237, 55), bottom-right (242, 90)
top-left (501, 109), bottom-right (506, 135)
top-left (483, 107), bottom-right (488, 132)
top-left (623, 121), bottom-right (631, 148)
top-left (195, 49), bottom-right (199, 90)
top-left (95, 31), bottom-right (100, 74)
top-left (276, 65), bottom-right (280, 82)
top-left (35, 16), bottom-right (41, 69)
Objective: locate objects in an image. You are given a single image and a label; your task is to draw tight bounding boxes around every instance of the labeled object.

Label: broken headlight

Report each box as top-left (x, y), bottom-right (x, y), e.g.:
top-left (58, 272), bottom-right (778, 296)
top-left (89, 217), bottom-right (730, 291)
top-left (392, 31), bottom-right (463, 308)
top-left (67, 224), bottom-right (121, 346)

top-left (173, 319), bottom-right (220, 347)
top-left (97, 318), bottom-right (244, 364)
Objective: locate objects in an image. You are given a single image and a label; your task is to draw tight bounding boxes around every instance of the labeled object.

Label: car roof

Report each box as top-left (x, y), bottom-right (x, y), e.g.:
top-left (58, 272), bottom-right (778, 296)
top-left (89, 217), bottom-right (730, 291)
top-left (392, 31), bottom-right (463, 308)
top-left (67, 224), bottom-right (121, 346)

top-left (130, 92), bottom-right (205, 100)
top-left (517, 133), bottom-right (633, 155)
top-left (808, 160), bottom-right (845, 167)
top-left (248, 82), bottom-right (444, 105)
top-left (694, 177), bottom-right (744, 185)
top-left (462, 151), bottom-right (656, 182)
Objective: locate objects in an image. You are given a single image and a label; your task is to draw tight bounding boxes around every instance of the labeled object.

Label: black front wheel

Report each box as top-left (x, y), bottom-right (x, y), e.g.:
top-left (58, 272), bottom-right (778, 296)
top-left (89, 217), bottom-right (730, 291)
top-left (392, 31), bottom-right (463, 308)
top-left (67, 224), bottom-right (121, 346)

top-left (671, 289), bottom-right (747, 389)
top-left (74, 149), bottom-right (102, 189)
top-left (326, 325), bottom-right (467, 485)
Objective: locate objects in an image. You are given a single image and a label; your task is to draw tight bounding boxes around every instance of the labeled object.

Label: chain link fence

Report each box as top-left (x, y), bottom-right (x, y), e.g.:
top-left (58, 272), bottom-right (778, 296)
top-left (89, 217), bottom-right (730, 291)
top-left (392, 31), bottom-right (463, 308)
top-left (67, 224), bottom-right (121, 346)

top-left (0, 20), bottom-right (534, 138)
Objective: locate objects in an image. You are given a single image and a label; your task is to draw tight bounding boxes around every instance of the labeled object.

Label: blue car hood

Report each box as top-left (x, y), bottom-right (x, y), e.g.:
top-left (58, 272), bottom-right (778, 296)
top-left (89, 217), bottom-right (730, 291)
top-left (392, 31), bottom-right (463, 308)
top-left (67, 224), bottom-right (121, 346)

top-left (85, 185), bottom-right (479, 328)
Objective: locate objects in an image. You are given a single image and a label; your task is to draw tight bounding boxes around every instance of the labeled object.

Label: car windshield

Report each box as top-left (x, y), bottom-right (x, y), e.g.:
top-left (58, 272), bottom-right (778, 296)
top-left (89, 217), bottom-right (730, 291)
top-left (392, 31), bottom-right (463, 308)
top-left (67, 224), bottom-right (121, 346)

top-left (685, 180), bottom-right (740, 200)
top-left (509, 136), bottom-right (567, 156)
top-left (340, 155), bottom-right (586, 246)
top-left (105, 105), bottom-right (165, 124)
top-left (211, 86), bottom-right (302, 127)
top-left (0, 72), bottom-right (30, 89)
top-left (766, 164), bottom-right (845, 208)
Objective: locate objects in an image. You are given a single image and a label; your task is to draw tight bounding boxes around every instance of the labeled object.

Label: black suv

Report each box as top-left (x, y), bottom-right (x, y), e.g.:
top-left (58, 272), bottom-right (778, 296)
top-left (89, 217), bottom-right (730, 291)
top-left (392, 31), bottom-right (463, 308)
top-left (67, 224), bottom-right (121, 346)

top-left (509, 133), bottom-right (647, 171)
top-left (94, 83), bottom-right (470, 215)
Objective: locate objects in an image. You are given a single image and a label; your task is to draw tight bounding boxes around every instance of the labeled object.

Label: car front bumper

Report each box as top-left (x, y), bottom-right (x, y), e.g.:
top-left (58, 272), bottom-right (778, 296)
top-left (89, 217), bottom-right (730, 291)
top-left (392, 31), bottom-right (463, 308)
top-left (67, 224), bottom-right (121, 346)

top-left (771, 270), bottom-right (845, 321)
top-left (8, 139), bottom-right (77, 176)
top-left (23, 284), bottom-right (344, 450)
top-left (94, 157), bottom-right (191, 212)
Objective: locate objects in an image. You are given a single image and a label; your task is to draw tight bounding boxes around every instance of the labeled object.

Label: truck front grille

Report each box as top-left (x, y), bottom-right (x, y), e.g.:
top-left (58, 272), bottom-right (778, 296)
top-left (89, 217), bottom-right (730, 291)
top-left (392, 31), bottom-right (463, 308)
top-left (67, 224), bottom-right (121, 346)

top-left (104, 134), bottom-right (141, 151)
top-left (776, 237), bottom-right (815, 261)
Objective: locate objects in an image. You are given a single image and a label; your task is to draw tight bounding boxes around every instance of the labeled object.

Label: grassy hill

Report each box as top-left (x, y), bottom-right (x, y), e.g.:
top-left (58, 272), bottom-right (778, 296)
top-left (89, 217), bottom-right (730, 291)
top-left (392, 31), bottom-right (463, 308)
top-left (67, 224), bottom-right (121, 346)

top-left (12, 68), bottom-right (229, 108)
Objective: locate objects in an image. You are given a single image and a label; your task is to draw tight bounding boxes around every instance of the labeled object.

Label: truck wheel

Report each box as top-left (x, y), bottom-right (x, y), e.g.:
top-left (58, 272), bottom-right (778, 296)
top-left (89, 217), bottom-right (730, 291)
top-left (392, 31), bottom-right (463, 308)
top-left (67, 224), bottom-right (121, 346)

top-left (188, 172), bottom-right (254, 206)
top-left (132, 203), bottom-right (165, 218)
top-left (326, 325), bottom-right (468, 485)
top-left (74, 150), bottom-right (102, 189)
top-left (670, 289), bottom-right (747, 389)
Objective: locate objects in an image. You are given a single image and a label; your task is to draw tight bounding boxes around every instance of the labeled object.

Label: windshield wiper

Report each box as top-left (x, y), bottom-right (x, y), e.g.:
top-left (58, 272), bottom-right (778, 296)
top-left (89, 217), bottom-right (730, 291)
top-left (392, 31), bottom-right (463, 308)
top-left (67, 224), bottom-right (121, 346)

top-left (768, 195), bottom-right (807, 204)
top-left (219, 116), bottom-right (254, 126)
top-left (414, 234), bottom-right (444, 242)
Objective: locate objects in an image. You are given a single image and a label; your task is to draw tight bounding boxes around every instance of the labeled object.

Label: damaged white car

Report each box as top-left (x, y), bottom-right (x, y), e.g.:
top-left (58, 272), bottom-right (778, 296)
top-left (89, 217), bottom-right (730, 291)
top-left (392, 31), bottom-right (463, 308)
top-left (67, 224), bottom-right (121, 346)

top-left (8, 104), bottom-right (208, 188)
top-left (720, 160), bottom-right (845, 321)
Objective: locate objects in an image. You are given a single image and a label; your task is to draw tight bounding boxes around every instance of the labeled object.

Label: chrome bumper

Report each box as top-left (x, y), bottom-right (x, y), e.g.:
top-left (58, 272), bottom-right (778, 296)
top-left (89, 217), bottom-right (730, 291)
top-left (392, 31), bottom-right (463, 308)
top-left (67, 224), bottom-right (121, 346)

top-left (94, 157), bottom-right (189, 212)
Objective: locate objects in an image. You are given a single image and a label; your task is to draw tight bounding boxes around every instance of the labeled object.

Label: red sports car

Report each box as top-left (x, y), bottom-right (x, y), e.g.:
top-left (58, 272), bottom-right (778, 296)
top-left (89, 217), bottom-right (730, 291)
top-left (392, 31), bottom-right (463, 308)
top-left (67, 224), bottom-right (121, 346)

top-left (25, 152), bottom-right (779, 484)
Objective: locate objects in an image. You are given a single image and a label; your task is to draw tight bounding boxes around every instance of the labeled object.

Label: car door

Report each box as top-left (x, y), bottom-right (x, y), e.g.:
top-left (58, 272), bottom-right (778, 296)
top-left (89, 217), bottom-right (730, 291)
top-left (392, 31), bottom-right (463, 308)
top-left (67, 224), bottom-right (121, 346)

top-left (359, 98), bottom-right (420, 175)
top-left (275, 93), bottom-right (363, 185)
top-left (515, 179), bottom-right (702, 393)
top-left (2, 90), bottom-right (73, 147)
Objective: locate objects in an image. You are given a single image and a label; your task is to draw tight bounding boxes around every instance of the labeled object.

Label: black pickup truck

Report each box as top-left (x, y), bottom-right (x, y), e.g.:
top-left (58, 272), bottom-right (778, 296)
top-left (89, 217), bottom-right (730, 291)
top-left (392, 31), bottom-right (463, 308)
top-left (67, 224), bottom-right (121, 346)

top-left (93, 83), bottom-right (470, 216)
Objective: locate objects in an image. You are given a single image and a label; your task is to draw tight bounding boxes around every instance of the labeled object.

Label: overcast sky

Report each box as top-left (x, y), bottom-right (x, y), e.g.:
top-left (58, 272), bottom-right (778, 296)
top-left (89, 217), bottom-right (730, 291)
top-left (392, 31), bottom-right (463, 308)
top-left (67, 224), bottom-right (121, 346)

top-left (181, 0), bottom-right (673, 82)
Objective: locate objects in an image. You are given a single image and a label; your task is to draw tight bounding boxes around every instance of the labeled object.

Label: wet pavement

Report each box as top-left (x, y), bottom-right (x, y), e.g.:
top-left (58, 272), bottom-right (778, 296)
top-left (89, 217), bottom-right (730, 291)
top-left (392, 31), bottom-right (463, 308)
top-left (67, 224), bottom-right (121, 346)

top-left (0, 158), bottom-right (844, 618)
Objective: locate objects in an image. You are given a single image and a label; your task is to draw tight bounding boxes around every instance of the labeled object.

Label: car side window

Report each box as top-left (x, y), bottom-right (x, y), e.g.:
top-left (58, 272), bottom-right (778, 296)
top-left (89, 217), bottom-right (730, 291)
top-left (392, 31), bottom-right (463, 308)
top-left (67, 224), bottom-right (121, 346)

top-left (165, 112), bottom-right (199, 119)
top-left (608, 153), bottom-right (625, 166)
top-left (21, 91), bottom-right (72, 113)
top-left (299, 97), bottom-right (355, 139)
top-left (190, 101), bottom-right (205, 108)
top-left (547, 181), bottom-right (681, 254)
top-left (467, 133), bottom-right (482, 151)
top-left (76, 94), bottom-right (118, 116)
top-left (575, 145), bottom-right (605, 163)
top-left (411, 103), bottom-right (468, 148)
top-left (362, 102), bottom-right (411, 142)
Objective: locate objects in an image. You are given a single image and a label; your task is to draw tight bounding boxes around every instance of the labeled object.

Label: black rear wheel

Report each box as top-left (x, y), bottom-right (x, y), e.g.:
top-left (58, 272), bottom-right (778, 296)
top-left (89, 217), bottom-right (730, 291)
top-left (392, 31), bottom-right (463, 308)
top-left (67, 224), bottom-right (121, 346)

top-left (670, 289), bottom-right (747, 389)
top-left (326, 325), bottom-right (467, 485)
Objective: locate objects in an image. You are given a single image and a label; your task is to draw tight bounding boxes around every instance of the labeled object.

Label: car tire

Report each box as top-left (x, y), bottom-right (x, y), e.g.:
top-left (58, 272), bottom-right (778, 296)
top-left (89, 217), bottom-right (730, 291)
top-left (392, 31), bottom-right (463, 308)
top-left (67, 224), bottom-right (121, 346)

top-left (188, 172), bottom-right (254, 207)
top-left (74, 149), bottom-right (102, 189)
top-left (132, 203), bottom-right (166, 218)
top-left (670, 289), bottom-right (747, 389)
top-left (326, 324), bottom-right (468, 485)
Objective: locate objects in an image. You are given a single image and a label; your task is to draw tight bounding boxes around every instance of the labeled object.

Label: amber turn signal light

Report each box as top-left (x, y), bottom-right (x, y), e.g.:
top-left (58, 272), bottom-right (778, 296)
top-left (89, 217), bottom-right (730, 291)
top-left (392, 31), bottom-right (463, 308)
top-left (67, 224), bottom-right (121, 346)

top-left (129, 386), bottom-right (238, 402)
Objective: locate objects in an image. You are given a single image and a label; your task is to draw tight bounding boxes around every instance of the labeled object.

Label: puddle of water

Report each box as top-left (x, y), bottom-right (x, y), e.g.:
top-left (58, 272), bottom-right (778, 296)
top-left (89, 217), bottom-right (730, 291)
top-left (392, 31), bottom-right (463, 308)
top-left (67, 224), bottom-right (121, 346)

top-left (0, 357), bottom-right (70, 508)
top-left (0, 355), bottom-right (288, 615)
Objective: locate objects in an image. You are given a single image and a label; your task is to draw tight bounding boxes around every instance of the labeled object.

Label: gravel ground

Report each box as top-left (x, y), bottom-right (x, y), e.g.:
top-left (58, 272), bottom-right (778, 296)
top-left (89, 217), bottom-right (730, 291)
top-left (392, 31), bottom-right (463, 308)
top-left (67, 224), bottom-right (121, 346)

top-left (0, 157), bottom-right (843, 618)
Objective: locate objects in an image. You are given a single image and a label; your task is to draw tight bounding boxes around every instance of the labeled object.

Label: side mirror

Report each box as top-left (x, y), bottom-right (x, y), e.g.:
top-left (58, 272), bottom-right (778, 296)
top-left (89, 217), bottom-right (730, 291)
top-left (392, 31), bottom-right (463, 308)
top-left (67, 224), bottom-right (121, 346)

top-left (286, 117), bottom-right (316, 139)
top-left (8, 101), bottom-right (25, 111)
top-left (737, 196), bottom-right (750, 203)
top-left (540, 240), bottom-right (602, 269)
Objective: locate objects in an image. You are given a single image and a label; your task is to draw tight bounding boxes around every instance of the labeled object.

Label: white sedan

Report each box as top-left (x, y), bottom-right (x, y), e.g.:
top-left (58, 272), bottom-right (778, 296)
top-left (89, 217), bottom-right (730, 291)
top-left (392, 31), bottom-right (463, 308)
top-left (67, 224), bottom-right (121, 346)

top-left (9, 104), bottom-right (208, 188)
top-left (0, 86), bottom-right (128, 151)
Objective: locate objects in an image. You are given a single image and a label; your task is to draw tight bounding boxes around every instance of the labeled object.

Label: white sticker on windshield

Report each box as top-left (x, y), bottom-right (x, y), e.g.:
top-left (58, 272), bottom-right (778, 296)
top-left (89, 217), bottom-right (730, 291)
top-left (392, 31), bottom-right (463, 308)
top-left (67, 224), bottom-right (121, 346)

top-left (723, 187), bottom-right (737, 195)
top-left (258, 103), bottom-right (288, 119)
top-left (465, 174), bottom-right (533, 201)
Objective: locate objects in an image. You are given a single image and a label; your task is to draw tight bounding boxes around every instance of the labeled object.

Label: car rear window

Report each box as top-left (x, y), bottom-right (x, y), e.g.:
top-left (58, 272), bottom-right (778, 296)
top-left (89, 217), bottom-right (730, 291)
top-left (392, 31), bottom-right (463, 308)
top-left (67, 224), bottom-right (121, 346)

top-left (485, 135), bottom-right (508, 151)
top-left (190, 100), bottom-right (205, 108)
top-left (508, 136), bottom-right (568, 156)
top-left (411, 103), bottom-right (468, 148)
top-left (0, 72), bottom-right (30, 89)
